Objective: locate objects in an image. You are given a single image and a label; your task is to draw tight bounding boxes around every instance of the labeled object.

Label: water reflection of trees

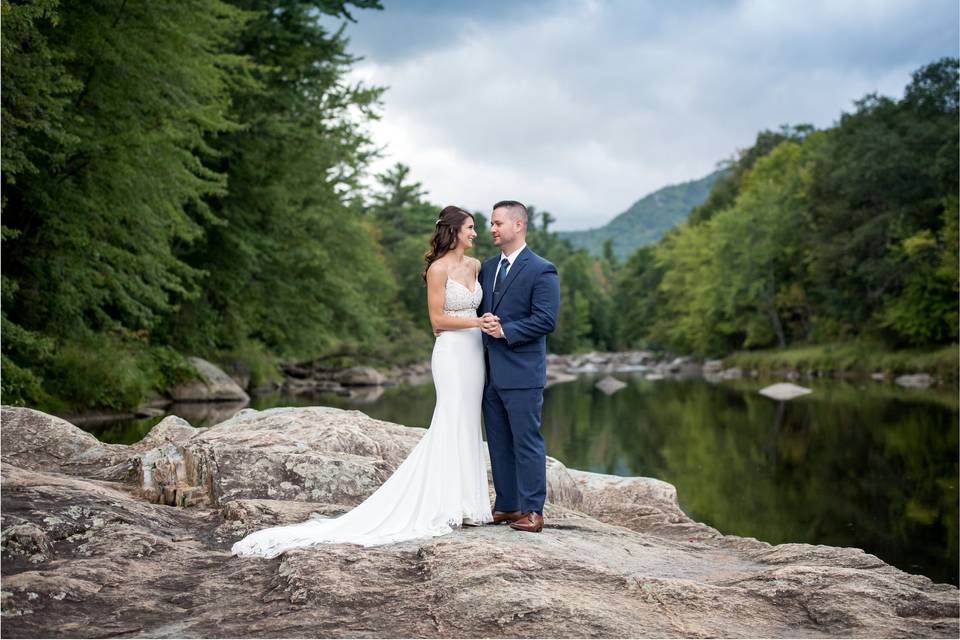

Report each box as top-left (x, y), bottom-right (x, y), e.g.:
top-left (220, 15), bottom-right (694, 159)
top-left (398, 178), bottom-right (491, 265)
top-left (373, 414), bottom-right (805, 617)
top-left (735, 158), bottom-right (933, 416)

top-left (541, 376), bottom-right (958, 585)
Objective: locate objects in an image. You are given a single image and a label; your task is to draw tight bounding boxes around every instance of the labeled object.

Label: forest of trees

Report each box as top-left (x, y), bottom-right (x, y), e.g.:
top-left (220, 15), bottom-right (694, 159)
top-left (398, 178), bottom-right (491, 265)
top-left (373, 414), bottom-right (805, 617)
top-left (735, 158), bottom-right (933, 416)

top-left (2, 0), bottom-right (956, 413)
top-left (620, 60), bottom-right (958, 356)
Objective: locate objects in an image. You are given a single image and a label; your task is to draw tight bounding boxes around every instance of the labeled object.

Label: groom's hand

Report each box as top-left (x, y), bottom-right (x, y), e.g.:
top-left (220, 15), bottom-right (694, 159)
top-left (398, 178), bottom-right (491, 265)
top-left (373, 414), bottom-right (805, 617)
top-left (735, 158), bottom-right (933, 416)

top-left (480, 313), bottom-right (503, 339)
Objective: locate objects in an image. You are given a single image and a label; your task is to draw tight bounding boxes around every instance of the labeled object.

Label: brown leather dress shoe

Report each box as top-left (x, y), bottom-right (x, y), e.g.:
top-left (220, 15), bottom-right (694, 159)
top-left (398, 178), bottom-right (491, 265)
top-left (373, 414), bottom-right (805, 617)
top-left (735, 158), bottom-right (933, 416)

top-left (492, 510), bottom-right (523, 524)
top-left (509, 512), bottom-right (544, 533)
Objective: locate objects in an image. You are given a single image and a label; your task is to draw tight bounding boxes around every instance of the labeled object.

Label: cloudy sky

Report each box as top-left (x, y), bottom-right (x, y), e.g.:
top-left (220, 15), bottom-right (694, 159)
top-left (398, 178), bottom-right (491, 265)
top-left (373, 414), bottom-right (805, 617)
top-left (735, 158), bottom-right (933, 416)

top-left (331, 0), bottom-right (958, 231)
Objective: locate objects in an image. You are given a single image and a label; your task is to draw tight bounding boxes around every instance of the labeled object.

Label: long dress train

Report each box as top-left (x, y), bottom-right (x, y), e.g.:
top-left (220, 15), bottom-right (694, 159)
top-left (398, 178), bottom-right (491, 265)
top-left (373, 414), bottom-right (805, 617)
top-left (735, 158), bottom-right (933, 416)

top-left (231, 278), bottom-right (491, 558)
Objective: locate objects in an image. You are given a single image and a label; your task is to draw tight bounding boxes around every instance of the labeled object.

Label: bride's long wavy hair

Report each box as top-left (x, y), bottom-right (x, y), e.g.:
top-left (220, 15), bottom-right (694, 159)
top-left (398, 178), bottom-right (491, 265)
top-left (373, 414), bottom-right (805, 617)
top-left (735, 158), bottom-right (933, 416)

top-left (422, 205), bottom-right (474, 282)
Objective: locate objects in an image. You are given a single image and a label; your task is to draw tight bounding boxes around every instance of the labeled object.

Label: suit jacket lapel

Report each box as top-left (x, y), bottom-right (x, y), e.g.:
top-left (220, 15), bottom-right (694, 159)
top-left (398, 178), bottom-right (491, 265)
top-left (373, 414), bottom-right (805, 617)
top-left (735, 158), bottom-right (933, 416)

top-left (492, 247), bottom-right (531, 313)
top-left (482, 257), bottom-right (497, 312)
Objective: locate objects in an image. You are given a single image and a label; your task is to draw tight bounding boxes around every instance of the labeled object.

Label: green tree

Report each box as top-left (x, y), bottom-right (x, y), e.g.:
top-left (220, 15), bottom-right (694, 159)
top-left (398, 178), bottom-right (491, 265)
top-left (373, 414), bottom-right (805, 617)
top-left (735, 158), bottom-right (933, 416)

top-left (551, 252), bottom-right (593, 353)
top-left (620, 58), bottom-right (958, 355)
top-left (877, 203), bottom-right (959, 345)
top-left (550, 250), bottom-right (616, 353)
top-left (648, 221), bottom-right (724, 355)
top-left (470, 210), bottom-right (497, 259)
top-left (708, 140), bottom-right (817, 349)
top-left (165, 0), bottom-right (391, 364)
top-left (2, 0), bottom-right (247, 407)
top-left (806, 58), bottom-right (958, 345)
top-left (366, 163), bottom-right (437, 341)
top-left (617, 245), bottom-right (666, 349)
top-left (687, 124), bottom-right (813, 226)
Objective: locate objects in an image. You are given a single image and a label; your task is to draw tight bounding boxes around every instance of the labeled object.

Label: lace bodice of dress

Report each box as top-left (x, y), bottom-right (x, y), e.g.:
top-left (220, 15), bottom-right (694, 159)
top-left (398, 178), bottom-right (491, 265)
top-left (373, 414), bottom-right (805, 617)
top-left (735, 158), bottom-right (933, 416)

top-left (444, 278), bottom-right (482, 318)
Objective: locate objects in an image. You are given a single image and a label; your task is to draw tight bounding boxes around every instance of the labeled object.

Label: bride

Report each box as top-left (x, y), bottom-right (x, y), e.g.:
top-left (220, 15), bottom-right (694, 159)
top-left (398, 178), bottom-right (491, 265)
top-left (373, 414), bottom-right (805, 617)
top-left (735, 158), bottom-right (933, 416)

top-left (231, 205), bottom-right (493, 558)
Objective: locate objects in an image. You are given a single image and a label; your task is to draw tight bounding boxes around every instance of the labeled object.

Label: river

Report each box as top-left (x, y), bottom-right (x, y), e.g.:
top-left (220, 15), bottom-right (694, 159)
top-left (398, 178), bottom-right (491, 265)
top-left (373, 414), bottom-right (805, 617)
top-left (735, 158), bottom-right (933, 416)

top-left (80, 373), bottom-right (959, 586)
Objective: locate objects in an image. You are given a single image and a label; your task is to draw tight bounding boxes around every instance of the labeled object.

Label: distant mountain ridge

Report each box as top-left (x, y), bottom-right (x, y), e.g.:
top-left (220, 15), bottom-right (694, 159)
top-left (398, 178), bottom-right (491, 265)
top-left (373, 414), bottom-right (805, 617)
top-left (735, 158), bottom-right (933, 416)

top-left (558, 170), bottom-right (723, 260)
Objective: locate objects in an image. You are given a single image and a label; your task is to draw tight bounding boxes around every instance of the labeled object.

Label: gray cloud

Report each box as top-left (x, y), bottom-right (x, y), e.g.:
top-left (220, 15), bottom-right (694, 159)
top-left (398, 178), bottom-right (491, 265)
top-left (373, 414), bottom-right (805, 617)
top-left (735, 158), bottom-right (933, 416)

top-left (334, 0), bottom-right (958, 230)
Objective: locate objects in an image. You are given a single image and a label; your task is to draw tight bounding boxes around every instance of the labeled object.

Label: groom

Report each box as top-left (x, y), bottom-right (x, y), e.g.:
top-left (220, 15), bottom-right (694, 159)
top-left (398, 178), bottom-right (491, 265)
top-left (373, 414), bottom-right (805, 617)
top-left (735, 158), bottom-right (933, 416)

top-left (478, 200), bottom-right (560, 533)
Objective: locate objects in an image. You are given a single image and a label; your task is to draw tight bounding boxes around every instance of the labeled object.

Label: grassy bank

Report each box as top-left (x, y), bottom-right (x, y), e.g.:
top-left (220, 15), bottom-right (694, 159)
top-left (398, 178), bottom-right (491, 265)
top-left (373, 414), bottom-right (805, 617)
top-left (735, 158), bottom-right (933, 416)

top-left (723, 342), bottom-right (959, 383)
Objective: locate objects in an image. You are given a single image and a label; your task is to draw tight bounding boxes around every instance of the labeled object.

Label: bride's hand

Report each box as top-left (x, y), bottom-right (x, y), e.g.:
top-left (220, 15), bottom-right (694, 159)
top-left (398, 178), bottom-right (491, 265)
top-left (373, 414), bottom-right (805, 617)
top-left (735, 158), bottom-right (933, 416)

top-left (479, 313), bottom-right (501, 335)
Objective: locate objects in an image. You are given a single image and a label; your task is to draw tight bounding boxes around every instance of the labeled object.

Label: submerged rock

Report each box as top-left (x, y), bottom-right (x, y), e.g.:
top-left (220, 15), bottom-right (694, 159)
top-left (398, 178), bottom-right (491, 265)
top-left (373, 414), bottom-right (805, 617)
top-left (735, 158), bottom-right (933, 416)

top-left (1, 405), bottom-right (956, 638)
top-left (895, 373), bottom-right (935, 389)
top-left (758, 382), bottom-right (813, 401)
top-left (594, 375), bottom-right (627, 395)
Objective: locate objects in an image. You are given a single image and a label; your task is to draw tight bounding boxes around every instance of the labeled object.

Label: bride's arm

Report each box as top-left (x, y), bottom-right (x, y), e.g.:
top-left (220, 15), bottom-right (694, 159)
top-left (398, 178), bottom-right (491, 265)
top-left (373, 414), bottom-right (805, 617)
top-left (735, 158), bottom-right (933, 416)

top-left (426, 264), bottom-right (483, 331)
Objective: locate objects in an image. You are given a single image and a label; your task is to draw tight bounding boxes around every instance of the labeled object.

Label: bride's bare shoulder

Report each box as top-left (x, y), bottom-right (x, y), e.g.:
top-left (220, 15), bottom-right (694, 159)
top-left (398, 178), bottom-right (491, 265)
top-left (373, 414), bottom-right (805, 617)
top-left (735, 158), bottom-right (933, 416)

top-left (426, 259), bottom-right (450, 282)
top-left (468, 256), bottom-right (482, 274)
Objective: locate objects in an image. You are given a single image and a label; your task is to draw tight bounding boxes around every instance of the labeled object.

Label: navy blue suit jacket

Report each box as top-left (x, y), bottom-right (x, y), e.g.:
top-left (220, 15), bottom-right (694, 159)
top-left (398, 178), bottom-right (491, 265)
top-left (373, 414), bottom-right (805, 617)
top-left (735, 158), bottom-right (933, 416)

top-left (478, 246), bottom-right (560, 389)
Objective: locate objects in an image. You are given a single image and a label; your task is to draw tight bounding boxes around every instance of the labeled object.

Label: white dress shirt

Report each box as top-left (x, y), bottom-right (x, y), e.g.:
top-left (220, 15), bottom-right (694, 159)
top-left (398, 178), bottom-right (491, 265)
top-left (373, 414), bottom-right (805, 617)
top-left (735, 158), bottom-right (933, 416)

top-left (494, 243), bottom-right (526, 285)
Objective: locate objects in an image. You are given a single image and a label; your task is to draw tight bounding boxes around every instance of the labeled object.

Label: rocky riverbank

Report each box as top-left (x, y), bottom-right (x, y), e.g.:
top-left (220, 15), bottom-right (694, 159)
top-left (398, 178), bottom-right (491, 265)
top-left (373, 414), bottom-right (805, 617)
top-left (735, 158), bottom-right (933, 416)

top-left (546, 351), bottom-right (945, 389)
top-left (273, 350), bottom-right (946, 395)
top-left (269, 360), bottom-right (433, 398)
top-left (59, 347), bottom-right (945, 429)
top-left (1, 404), bottom-right (956, 638)
top-left (272, 352), bottom-right (703, 394)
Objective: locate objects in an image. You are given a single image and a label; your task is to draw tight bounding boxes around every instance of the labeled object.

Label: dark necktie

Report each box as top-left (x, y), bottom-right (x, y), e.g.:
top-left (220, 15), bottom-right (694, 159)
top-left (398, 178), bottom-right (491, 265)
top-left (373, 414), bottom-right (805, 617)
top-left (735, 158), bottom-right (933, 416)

top-left (493, 257), bottom-right (510, 297)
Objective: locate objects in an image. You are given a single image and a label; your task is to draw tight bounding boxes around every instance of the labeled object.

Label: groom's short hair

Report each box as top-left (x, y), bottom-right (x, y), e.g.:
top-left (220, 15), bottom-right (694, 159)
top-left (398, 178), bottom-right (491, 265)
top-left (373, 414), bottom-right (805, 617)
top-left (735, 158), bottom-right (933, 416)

top-left (493, 200), bottom-right (528, 226)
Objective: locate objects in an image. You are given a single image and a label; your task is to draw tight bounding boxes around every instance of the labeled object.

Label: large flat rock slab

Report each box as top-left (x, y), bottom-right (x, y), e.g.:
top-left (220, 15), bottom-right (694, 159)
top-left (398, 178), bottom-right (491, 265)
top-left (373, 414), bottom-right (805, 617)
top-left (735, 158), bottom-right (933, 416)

top-left (0, 405), bottom-right (956, 638)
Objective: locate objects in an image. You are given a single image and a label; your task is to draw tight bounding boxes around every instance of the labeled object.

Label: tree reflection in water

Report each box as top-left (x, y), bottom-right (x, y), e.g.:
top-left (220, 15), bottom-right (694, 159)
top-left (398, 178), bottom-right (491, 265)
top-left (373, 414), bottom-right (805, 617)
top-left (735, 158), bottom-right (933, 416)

top-left (540, 375), bottom-right (958, 587)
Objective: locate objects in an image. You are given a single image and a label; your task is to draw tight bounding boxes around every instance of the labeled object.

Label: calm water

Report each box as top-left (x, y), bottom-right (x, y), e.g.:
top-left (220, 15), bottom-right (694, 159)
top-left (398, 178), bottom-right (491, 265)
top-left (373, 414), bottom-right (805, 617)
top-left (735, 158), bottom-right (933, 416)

top-left (82, 374), bottom-right (959, 586)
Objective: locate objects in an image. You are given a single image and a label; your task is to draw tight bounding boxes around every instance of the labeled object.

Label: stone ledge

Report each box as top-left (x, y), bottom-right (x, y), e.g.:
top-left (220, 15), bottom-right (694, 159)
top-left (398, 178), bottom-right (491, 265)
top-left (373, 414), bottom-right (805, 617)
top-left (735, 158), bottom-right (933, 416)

top-left (1, 404), bottom-right (956, 638)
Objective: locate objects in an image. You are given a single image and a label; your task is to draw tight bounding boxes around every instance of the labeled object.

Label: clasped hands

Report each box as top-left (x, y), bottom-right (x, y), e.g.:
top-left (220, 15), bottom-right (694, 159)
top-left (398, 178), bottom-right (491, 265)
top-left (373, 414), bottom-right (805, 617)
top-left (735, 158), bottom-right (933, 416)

top-left (432, 313), bottom-right (503, 338)
top-left (478, 312), bottom-right (503, 338)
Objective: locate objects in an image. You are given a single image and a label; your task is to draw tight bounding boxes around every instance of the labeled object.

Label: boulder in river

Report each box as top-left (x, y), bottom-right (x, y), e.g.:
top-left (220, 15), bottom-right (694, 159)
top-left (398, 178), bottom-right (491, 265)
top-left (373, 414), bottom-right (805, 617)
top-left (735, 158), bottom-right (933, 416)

top-left (703, 359), bottom-right (724, 373)
top-left (758, 382), bottom-right (813, 401)
top-left (894, 373), bottom-right (935, 389)
top-left (337, 366), bottom-right (386, 386)
top-left (594, 375), bottom-right (627, 395)
top-left (169, 356), bottom-right (251, 403)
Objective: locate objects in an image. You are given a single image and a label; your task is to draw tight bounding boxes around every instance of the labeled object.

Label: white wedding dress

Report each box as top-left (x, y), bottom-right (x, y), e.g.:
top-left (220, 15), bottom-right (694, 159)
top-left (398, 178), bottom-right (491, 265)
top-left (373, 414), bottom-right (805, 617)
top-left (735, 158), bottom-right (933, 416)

top-left (231, 277), bottom-right (492, 558)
